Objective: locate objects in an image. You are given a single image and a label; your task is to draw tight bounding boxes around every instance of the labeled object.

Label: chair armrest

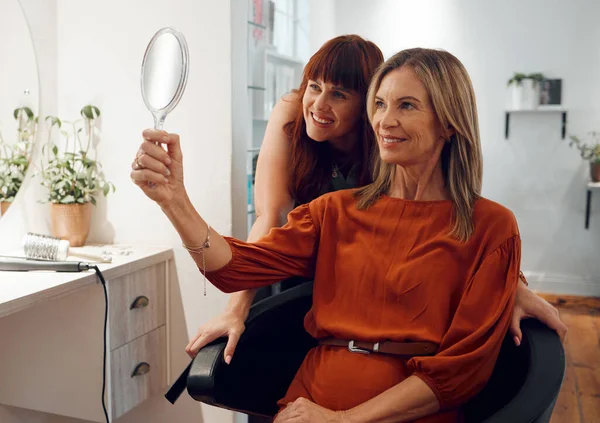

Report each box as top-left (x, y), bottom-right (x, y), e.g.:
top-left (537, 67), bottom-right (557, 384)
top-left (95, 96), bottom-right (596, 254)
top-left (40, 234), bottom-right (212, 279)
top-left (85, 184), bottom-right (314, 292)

top-left (465, 319), bottom-right (566, 423)
top-left (186, 281), bottom-right (317, 417)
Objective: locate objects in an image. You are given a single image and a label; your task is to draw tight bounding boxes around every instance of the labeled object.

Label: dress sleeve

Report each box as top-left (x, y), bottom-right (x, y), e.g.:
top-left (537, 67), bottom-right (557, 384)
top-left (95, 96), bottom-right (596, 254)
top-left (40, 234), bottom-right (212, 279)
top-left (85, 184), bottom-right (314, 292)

top-left (407, 235), bottom-right (521, 409)
top-left (204, 203), bottom-right (318, 293)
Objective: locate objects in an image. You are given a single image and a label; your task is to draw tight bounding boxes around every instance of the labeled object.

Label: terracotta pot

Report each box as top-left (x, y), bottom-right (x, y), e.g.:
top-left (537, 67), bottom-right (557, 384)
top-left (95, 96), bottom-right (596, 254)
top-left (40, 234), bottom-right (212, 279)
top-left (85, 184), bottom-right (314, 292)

top-left (50, 203), bottom-right (92, 247)
top-left (591, 162), bottom-right (600, 183)
top-left (0, 201), bottom-right (10, 216)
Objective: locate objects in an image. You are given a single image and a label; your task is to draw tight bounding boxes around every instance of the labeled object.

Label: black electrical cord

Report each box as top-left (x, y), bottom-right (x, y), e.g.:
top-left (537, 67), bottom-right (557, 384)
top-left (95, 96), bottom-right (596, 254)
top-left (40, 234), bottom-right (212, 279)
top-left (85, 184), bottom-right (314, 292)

top-left (92, 265), bottom-right (110, 423)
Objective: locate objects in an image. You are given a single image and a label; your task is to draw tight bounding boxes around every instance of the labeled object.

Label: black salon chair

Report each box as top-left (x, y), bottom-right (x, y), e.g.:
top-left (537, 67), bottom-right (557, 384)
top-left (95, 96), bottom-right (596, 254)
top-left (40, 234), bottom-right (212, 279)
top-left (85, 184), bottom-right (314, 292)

top-left (170, 280), bottom-right (565, 423)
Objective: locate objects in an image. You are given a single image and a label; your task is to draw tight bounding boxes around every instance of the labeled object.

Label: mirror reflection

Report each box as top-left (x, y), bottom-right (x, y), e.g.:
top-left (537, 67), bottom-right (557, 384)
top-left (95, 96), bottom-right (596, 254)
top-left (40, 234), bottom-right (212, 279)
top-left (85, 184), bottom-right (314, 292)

top-left (0, 0), bottom-right (38, 218)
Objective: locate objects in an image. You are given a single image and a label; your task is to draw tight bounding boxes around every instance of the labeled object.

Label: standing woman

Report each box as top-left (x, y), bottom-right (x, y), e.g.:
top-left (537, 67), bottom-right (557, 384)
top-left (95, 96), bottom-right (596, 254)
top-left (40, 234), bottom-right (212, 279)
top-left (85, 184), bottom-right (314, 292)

top-left (185, 35), bottom-right (385, 362)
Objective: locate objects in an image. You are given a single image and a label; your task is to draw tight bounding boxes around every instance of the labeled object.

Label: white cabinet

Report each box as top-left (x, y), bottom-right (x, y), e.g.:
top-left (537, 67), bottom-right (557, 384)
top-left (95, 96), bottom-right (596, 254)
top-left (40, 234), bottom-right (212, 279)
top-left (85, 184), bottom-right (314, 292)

top-left (109, 326), bottom-right (167, 419)
top-left (0, 246), bottom-right (174, 422)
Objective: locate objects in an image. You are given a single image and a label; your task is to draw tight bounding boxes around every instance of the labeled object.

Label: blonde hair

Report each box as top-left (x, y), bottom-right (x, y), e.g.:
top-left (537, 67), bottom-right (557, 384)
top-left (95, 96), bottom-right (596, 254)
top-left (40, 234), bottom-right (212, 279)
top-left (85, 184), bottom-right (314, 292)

top-left (356, 48), bottom-right (483, 241)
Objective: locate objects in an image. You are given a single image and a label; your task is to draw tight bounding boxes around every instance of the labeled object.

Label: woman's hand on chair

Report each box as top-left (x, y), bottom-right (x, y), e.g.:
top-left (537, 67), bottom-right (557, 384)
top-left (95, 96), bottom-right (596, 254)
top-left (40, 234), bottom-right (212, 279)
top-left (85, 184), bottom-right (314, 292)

top-left (185, 310), bottom-right (246, 364)
top-left (274, 398), bottom-right (347, 423)
top-left (510, 281), bottom-right (568, 346)
top-left (130, 129), bottom-right (187, 209)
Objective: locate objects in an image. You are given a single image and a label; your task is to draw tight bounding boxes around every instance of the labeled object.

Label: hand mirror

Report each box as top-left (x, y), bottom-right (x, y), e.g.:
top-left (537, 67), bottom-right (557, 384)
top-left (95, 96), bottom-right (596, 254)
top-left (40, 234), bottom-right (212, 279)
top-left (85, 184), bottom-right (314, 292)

top-left (141, 27), bottom-right (189, 129)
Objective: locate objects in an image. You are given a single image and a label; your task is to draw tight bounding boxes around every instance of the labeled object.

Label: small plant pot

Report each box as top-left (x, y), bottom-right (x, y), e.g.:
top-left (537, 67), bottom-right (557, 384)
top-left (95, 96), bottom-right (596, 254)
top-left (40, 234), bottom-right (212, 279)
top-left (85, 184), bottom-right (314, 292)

top-left (0, 201), bottom-right (10, 216)
top-left (50, 203), bottom-right (92, 247)
top-left (591, 162), bottom-right (600, 183)
top-left (509, 79), bottom-right (539, 110)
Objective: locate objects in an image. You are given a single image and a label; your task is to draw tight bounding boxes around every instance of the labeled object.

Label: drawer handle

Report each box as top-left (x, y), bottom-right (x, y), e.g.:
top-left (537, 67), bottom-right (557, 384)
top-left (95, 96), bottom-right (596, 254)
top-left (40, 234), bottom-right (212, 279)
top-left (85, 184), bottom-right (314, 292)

top-left (130, 295), bottom-right (149, 310)
top-left (131, 362), bottom-right (151, 378)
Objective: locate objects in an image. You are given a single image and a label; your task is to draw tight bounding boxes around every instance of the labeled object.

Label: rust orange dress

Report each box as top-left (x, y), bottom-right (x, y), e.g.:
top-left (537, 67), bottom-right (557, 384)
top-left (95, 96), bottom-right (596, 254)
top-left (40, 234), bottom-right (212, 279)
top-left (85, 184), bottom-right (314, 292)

top-left (205, 189), bottom-right (521, 422)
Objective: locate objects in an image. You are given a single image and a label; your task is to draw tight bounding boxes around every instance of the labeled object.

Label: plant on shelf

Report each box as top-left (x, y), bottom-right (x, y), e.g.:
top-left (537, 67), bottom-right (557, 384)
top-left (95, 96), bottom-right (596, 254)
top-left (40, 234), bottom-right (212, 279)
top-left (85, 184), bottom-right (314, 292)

top-left (507, 72), bottom-right (546, 110)
top-left (569, 131), bottom-right (600, 182)
top-left (507, 73), bottom-right (527, 86)
top-left (0, 107), bottom-right (37, 215)
top-left (36, 105), bottom-right (115, 246)
top-left (507, 72), bottom-right (546, 87)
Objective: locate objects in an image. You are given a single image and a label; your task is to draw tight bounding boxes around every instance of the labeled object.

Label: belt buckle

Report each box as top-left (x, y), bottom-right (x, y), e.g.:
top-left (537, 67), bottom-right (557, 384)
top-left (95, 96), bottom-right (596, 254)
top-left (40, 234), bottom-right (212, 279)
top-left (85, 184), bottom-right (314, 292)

top-left (348, 340), bottom-right (378, 354)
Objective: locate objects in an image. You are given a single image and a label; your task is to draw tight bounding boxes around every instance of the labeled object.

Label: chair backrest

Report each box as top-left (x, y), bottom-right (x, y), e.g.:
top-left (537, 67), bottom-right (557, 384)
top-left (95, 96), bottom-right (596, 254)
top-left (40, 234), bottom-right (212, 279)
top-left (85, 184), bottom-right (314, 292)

top-left (464, 319), bottom-right (565, 423)
top-left (184, 281), bottom-right (565, 421)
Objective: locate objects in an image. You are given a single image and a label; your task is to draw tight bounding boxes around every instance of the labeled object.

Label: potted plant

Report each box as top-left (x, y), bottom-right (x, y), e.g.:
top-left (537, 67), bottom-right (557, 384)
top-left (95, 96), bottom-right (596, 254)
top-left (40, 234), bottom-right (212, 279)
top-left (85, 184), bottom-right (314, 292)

top-left (569, 131), bottom-right (600, 182)
top-left (507, 72), bottom-right (545, 110)
top-left (37, 105), bottom-right (115, 246)
top-left (0, 107), bottom-right (37, 215)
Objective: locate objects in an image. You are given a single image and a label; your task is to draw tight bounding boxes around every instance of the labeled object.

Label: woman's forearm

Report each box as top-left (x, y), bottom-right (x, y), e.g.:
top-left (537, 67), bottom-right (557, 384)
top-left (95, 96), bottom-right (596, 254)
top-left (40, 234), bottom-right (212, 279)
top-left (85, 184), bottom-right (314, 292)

top-left (224, 213), bottom-right (286, 316)
top-left (343, 376), bottom-right (440, 423)
top-left (161, 194), bottom-right (233, 271)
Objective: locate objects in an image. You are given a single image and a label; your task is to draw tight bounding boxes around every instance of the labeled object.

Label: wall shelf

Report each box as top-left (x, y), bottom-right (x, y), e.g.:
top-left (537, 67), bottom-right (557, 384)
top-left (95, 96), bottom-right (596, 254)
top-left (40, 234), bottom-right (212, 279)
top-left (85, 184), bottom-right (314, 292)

top-left (585, 182), bottom-right (600, 229)
top-left (504, 109), bottom-right (567, 140)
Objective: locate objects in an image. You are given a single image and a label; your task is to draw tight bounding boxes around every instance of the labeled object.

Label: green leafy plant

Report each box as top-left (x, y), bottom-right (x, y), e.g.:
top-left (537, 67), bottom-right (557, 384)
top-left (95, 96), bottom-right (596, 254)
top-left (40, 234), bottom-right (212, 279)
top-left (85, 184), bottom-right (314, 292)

top-left (0, 107), bottom-right (37, 202)
top-left (569, 131), bottom-right (600, 163)
top-left (37, 105), bottom-right (115, 205)
top-left (507, 72), bottom-right (546, 87)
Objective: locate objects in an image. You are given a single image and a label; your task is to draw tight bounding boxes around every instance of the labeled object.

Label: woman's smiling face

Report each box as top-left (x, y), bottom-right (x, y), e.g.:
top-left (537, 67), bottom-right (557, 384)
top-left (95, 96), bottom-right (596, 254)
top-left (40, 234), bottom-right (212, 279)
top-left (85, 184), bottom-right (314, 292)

top-left (303, 79), bottom-right (362, 144)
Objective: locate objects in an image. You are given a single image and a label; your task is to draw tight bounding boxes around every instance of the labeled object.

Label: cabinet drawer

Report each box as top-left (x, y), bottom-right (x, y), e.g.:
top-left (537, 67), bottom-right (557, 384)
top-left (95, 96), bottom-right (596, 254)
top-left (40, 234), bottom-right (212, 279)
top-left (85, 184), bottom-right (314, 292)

top-left (109, 263), bottom-right (166, 349)
top-left (110, 326), bottom-right (167, 419)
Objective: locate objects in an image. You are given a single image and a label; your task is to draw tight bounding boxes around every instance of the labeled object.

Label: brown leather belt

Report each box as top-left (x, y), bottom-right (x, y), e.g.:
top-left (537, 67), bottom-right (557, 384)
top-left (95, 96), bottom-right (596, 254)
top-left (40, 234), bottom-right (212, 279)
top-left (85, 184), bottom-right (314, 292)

top-left (318, 338), bottom-right (437, 356)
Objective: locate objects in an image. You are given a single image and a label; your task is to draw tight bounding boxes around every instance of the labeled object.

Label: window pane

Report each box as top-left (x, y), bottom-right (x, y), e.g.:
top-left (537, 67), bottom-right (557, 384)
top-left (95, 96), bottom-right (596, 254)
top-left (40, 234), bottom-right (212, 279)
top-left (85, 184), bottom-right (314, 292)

top-left (248, 23), bottom-right (267, 89)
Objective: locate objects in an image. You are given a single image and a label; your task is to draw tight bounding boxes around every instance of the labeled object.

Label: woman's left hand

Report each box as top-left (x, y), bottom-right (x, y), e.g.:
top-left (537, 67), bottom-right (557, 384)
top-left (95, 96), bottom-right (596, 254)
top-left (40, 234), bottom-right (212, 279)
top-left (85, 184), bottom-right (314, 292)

top-left (510, 281), bottom-right (568, 346)
top-left (274, 398), bottom-right (346, 423)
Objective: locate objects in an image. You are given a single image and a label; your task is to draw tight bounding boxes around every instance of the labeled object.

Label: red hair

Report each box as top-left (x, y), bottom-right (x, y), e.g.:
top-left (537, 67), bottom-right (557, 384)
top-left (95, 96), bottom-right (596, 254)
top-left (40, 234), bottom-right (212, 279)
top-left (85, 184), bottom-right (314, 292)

top-left (285, 35), bottom-right (384, 205)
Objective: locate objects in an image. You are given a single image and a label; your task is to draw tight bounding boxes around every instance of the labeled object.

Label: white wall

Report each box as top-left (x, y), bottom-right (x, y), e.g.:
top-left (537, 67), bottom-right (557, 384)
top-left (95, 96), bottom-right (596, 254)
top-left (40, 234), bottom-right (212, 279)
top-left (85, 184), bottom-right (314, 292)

top-left (333, 0), bottom-right (600, 295)
top-left (0, 0), bottom-right (236, 422)
top-left (308, 0), bottom-right (336, 53)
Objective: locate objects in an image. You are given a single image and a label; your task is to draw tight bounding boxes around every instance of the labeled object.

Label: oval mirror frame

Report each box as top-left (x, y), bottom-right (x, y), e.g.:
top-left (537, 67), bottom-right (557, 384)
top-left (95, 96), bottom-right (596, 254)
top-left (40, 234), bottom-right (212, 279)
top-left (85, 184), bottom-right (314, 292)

top-left (0, 0), bottom-right (40, 222)
top-left (140, 27), bottom-right (189, 130)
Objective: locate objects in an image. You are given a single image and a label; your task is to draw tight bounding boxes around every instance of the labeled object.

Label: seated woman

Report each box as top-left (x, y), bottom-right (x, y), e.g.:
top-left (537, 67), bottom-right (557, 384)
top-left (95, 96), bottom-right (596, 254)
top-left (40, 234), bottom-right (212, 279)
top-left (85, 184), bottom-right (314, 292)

top-left (132, 48), bottom-right (532, 422)
top-left (181, 35), bottom-right (565, 362)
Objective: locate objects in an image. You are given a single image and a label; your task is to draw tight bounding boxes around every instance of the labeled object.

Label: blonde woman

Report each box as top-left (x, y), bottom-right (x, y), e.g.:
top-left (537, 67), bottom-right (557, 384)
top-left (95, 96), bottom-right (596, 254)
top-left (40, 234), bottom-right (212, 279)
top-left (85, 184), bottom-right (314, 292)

top-left (130, 48), bottom-right (549, 422)
top-left (177, 37), bottom-right (563, 364)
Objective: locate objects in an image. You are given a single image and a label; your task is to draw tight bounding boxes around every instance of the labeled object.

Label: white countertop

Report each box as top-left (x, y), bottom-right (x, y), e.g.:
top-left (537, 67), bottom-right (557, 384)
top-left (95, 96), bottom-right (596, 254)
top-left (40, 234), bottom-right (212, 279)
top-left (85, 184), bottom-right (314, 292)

top-left (0, 244), bottom-right (174, 318)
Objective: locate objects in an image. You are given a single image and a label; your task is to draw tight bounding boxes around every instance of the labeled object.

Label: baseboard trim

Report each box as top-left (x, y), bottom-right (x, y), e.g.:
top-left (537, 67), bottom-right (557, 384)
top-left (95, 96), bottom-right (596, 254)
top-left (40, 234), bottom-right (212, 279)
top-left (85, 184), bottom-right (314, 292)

top-left (523, 271), bottom-right (600, 298)
top-left (535, 293), bottom-right (600, 310)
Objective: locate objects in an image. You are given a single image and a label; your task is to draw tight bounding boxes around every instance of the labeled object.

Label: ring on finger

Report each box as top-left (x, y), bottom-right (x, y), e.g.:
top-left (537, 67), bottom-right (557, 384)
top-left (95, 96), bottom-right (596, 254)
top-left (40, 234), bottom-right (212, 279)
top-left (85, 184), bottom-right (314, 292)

top-left (135, 154), bottom-right (145, 169)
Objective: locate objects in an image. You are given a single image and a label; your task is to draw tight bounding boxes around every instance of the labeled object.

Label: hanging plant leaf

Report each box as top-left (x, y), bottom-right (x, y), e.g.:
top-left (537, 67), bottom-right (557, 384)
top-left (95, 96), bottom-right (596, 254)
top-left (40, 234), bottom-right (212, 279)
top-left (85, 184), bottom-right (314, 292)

top-left (13, 107), bottom-right (35, 120)
top-left (80, 105), bottom-right (101, 120)
top-left (45, 116), bottom-right (62, 128)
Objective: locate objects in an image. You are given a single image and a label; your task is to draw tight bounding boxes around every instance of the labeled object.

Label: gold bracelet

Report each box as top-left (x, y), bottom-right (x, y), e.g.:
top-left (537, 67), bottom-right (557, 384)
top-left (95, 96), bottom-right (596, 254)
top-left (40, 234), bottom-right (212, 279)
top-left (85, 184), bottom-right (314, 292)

top-left (182, 222), bottom-right (211, 296)
top-left (182, 223), bottom-right (211, 252)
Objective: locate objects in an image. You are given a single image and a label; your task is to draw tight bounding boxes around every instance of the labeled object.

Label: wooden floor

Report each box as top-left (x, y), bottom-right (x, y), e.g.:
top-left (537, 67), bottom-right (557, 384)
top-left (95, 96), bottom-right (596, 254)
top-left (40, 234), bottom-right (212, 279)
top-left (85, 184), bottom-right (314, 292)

top-left (544, 296), bottom-right (600, 423)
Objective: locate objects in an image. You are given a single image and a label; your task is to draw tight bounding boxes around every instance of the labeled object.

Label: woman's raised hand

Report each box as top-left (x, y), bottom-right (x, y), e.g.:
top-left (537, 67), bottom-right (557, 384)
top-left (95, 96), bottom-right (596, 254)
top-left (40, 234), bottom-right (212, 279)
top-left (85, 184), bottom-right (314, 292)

top-left (130, 129), bottom-right (186, 208)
